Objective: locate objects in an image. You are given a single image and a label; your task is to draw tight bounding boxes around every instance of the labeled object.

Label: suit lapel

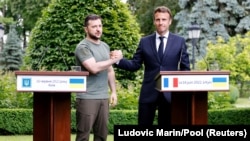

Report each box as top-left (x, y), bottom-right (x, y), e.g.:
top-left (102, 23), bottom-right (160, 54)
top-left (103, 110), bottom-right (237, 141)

top-left (149, 34), bottom-right (160, 62)
top-left (163, 33), bottom-right (174, 59)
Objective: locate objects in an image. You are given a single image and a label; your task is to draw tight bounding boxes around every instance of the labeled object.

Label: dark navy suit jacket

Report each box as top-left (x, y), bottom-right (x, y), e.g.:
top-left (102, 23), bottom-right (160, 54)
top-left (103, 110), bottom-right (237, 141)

top-left (116, 32), bottom-right (190, 103)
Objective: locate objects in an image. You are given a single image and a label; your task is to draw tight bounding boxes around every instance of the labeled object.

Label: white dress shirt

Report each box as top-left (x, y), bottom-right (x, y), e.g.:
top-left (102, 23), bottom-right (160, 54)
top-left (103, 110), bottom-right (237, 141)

top-left (156, 32), bottom-right (169, 52)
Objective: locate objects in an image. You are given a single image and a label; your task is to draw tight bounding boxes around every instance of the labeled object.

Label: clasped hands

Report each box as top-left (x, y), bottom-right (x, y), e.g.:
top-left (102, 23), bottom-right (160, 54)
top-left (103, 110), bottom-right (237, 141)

top-left (110, 50), bottom-right (123, 61)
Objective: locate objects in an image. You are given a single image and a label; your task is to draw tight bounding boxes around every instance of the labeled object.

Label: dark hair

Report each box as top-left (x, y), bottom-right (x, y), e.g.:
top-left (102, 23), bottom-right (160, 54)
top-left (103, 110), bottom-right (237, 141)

top-left (154, 6), bottom-right (172, 19)
top-left (84, 14), bottom-right (102, 27)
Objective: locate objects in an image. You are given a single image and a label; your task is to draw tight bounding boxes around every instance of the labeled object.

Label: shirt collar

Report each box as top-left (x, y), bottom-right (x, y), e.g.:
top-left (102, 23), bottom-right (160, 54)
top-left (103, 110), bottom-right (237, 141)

top-left (156, 31), bottom-right (169, 39)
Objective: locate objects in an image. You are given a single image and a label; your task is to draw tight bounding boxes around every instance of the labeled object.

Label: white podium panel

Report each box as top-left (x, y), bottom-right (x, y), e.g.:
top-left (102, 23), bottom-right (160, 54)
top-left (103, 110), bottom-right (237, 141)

top-left (15, 71), bottom-right (89, 92)
top-left (155, 71), bottom-right (230, 92)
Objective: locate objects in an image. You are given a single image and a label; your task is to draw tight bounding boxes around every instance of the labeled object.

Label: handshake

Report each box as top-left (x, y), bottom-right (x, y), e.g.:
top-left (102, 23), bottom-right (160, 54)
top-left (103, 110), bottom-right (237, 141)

top-left (110, 50), bottom-right (123, 62)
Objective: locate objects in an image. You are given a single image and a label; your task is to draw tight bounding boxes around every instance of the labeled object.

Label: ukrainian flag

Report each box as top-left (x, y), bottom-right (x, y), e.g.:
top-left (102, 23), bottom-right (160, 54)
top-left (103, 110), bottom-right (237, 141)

top-left (212, 77), bottom-right (227, 87)
top-left (69, 78), bottom-right (84, 88)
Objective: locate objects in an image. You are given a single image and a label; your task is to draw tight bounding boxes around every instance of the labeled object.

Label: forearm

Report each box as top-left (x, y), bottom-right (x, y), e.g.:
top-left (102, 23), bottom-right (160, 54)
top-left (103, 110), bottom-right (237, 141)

top-left (108, 66), bottom-right (118, 106)
top-left (83, 58), bottom-right (119, 74)
top-left (108, 66), bottom-right (116, 93)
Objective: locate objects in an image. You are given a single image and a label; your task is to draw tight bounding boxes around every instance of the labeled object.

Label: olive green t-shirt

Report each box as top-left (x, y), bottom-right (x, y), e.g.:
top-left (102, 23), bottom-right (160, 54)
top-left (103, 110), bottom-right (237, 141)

top-left (75, 39), bottom-right (110, 99)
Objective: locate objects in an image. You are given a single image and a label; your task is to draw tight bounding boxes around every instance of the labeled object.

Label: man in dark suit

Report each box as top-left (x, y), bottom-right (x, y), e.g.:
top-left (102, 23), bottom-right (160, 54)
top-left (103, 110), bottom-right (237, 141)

top-left (112, 6), bottom-right (190, 126)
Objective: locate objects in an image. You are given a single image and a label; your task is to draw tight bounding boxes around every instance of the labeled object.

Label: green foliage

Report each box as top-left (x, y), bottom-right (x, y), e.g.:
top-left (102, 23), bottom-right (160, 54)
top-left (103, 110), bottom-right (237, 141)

top-left (23, 0), bottom-right (142, 88)
top-left (111, 80), bottom-right (140, 110)
top-left (2, 108), bottom-right (250, 135)
top-left (71, 80), bottom-right (141, 110)
top-left (207, 84), bottom-right (239, 110)
top-left (0, 0), bottom-right (14, 26)
top-left (208, 108), bottom-right (250, 125)
top-left (0, 24), bottom-right (23, 72)
top-left (107, 110), bottom-right (138, 134)
top-left (229, 85), bottom-right (240, 104)
top-left (9, 0), bottom-right (50, 32)
top-left (0, 71), bottom-right (33, 109)
top-left (0, 109), bottom-right (33, 134)
top-left (208, 91), bottom-right (234, 110)
top-left (175, 0), bottom-right (250, 69)
top-left (128, 0), bottom-right (180, 36)
top-left (197, 32), bottom-right (250, 96)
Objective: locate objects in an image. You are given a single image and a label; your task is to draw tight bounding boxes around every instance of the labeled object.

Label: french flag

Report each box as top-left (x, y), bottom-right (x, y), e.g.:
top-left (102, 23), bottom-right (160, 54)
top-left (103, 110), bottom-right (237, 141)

top-left (173, 78), bottom-right (178, 87)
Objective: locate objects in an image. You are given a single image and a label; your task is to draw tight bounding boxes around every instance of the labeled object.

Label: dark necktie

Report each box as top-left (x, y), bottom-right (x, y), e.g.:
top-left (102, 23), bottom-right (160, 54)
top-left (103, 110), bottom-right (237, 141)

top-left (158, 36), bottom-right (164, 61)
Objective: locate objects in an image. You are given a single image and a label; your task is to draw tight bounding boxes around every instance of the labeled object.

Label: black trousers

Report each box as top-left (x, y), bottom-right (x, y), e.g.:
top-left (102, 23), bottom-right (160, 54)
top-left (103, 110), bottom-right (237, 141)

top-left (138, 92), bottom-right (171, 126)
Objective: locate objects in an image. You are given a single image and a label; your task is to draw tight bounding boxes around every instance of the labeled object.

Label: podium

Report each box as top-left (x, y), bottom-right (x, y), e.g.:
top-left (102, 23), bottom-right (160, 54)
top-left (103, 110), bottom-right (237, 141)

top-left (15, 71), bottom-right (89, 141)
top-left (155, 71), bottom-right (230, 125)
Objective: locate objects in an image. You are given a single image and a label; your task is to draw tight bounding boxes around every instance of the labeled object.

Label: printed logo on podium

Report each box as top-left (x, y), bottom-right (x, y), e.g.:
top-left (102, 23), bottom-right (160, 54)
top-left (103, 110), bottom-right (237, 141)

top-left (22, 78), bottom-right (31, 88)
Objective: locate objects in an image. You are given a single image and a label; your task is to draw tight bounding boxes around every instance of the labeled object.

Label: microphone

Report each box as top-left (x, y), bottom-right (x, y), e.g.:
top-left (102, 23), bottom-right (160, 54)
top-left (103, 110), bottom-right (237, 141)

top-left (177, 45), bottom-right (183, 71)
top-left (35, 46), bottom-right (49, 70)
top-left (57, 46), bottom-right (69, 71)
top-left (32, 46), bottom-right (68, 71)
top-left (196, 45), bottom-right (209, 71)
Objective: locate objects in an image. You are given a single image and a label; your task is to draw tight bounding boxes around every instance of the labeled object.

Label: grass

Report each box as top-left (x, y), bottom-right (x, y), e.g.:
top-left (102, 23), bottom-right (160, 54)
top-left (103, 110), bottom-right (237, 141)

top-left (233, 97), bottom-right (250, 108)
top-left (0, 134), bottom-right (114, 141)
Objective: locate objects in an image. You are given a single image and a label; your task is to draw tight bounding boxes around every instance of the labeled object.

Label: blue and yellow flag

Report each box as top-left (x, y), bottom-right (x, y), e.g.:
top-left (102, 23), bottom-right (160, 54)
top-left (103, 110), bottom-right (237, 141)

top-left (69, 78), bottom-right (84, 88)
top-left (212, 77), bottom-right (227, 87)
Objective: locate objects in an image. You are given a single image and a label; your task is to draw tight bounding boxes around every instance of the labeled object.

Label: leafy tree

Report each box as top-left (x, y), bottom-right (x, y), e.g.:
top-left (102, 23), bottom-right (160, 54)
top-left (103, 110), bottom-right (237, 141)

top-left (0, 71), bottom-right (33, 109)
top-left (0, 0), bottom-right (14, 25)
top-left (127, 0), bottom-right (180, 36)
top-left (23, 0), bottom-right (141, 87)
top-left (175, 0), bottom-right (250, 68)
top-left (8, 0), bottom-right (51, 48)
top-left (9, 0), bottom-right (50, 31)
top-left (196, 31), bottom-right (250, 97)
top-left (0, 24), bottom-right (23, 72)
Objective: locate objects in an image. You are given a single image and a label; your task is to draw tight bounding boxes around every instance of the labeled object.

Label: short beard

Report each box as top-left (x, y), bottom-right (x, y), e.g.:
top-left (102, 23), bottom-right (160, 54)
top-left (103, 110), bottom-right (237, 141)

top-left (89, 33), bottom-right (100, 41)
